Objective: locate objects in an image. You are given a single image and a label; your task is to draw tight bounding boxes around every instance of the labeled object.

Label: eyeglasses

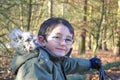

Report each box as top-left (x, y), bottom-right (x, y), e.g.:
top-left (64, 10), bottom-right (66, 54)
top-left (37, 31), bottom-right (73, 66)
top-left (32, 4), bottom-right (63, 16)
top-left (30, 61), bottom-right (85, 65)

top-left (50, 36), bottom-right (73, 45)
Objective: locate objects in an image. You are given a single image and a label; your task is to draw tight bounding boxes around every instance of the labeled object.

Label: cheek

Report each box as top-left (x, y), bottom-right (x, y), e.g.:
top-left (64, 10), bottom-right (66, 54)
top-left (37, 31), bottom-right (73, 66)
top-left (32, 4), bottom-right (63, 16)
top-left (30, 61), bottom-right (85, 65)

top-left (66, 46), bottom-right (71, 53)
top-left (45, 41), bottom-right (57, 51)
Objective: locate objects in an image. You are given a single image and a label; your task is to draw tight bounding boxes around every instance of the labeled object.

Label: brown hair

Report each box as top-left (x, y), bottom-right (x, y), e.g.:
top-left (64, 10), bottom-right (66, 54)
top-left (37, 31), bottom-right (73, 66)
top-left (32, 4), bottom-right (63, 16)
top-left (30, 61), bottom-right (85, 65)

top-left (38, 17), bottom-right (74, 40)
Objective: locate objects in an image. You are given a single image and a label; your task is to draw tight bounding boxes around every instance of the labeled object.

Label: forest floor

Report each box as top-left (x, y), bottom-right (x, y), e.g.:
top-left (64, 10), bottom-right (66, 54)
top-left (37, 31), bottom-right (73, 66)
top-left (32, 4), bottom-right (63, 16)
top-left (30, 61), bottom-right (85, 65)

top-left (0, 50), bottom-right (120, 80)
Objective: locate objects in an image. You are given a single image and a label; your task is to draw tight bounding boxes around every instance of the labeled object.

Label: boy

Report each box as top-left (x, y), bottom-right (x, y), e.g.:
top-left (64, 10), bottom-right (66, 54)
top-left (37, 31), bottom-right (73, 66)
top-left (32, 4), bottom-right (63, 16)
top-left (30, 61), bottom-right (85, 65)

top-left (11, 17), bottom-right (101, 80)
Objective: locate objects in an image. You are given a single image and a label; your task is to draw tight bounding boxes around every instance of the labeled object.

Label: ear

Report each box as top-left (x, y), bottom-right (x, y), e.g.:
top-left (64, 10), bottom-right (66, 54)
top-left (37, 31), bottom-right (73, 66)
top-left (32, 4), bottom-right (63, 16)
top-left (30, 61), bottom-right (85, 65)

top-left (38, 35), bottom-right (46, 46)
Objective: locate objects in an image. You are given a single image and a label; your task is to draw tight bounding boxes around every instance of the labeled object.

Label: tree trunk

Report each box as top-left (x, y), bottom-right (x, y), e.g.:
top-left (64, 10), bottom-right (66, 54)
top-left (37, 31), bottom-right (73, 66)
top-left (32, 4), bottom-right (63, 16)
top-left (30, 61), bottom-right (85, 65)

top-left (78, 0), bottom-right (87, 54)
top-left (19, 3), bottom-right (23, 29)
top-left (27, 0), bottom-right (32, 31)
top-left (113, 0), bottom-right (120, 55)
top-left (78, 29), bottom-right (86, 54)
top-left (88, 34), bottom-right (91, 50)
top-left (102, 27), bottom-right (108, 51)
top-left (48, 0), bottom-right (53, 17)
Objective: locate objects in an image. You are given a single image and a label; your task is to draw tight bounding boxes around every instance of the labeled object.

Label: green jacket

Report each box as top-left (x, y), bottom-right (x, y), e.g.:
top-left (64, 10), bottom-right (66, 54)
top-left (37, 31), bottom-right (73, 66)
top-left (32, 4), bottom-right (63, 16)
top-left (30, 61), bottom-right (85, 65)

top-left (11, 47), bottom-right (91, 80)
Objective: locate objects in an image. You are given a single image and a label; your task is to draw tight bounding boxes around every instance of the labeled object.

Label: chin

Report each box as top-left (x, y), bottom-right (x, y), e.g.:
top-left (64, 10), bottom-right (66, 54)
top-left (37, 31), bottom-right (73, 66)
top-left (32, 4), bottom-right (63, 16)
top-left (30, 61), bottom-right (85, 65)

top-left (56, 53), bottom-right (66, 57)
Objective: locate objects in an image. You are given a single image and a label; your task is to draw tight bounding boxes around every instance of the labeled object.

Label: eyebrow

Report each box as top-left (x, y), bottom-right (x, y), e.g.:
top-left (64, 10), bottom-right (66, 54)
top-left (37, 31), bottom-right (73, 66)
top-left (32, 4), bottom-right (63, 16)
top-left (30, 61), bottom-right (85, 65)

top-left (54, 33), bottom-right (73, 39)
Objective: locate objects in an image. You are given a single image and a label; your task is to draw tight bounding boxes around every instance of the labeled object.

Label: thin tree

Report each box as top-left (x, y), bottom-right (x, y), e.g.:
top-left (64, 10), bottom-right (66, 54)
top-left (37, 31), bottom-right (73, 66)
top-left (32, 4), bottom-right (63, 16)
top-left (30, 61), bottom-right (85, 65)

top-left (27, 0), bottom-right (32, 31)
top-left (78, 0), bottom-right (88, 54)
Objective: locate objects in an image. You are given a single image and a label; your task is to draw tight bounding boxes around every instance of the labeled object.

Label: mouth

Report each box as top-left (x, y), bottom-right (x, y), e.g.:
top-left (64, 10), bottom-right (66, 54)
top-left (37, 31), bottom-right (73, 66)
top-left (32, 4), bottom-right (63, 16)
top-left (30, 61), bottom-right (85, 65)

top-left (56, 48), bottom-right (66, 51)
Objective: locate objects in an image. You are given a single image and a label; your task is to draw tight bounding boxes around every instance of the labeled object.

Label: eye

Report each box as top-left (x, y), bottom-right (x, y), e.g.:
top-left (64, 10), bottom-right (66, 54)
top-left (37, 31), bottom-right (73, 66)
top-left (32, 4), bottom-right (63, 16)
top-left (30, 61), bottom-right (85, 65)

top-left (25, 38), bottom-right (31, 42)
top-left (18, 36), bottom-right (22, 39)
top-left (52, 36), bottom-right (61, 40)
top-left (65, 39), bottom-right (72, 42)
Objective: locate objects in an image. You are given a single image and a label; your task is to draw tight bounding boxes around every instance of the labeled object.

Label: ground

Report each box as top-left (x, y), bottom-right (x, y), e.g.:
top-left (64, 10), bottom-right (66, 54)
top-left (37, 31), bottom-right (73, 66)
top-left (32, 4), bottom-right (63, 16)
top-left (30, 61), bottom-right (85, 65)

top-left (0, 50), bottom-right (120, 80)
top-left (71, 50), bottom-right (120, 80)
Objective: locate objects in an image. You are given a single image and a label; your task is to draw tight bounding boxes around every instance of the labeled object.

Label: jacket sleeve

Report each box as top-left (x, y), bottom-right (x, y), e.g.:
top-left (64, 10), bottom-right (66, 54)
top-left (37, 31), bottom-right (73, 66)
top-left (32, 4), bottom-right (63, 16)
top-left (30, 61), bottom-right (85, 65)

top-left (63, 58), bottom-right (91, 74)
top-left (15, 58), bottom-right (53, 80)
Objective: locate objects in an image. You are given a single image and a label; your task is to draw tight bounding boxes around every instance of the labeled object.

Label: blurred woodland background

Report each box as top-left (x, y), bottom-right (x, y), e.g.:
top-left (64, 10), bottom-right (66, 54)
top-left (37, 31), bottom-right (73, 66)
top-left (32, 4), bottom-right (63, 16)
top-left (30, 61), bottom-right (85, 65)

top-left (0, 0), bottom-right (120, 80)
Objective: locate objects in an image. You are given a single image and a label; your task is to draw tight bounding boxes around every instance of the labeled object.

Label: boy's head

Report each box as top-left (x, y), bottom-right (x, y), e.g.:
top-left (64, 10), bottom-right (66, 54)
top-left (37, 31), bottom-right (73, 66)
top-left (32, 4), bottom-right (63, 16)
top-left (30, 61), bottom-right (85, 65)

top-left (38, 17), bottom-right (74, 56)
top-left (38, 17), bottom-right (74, 39)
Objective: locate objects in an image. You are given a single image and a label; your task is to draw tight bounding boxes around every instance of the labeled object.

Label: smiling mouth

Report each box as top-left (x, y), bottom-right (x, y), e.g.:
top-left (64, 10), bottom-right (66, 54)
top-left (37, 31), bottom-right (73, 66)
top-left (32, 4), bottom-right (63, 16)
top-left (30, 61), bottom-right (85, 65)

top-left (56, 48), bottom-right (66, 51)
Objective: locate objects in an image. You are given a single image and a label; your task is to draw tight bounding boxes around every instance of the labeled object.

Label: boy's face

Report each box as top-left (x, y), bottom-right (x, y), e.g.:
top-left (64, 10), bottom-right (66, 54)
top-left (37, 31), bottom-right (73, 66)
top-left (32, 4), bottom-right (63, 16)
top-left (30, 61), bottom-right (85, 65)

top-left (45, 23), bottom-right (73, 57)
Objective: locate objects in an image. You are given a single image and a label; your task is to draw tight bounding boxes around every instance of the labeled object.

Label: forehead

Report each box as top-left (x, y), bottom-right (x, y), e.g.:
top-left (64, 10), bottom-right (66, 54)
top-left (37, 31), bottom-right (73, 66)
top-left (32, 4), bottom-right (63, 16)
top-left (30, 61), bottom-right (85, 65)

top-left (49, 24), bottom-right (73, 37)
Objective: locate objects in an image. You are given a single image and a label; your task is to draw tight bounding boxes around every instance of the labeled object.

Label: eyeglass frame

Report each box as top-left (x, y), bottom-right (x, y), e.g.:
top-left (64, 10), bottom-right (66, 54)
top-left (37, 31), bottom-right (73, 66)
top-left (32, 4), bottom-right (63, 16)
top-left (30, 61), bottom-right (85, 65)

top-left (47, 35), bottom-right (74, 45)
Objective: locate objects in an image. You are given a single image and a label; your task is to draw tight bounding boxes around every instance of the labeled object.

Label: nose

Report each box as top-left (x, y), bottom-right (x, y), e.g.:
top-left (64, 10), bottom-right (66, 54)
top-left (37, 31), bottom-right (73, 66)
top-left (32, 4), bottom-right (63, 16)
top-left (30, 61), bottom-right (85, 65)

top-left (59, 39), bottom-right (66, 45)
